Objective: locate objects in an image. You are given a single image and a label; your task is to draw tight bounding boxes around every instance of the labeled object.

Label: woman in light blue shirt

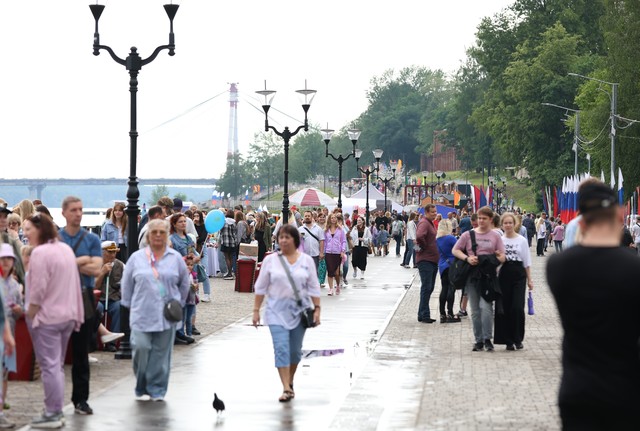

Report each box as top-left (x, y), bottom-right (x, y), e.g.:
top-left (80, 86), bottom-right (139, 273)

top-left (101, 202), bottom-right (128, 261)
top-left (121, 219), bottom-right (190, 401)
top-left (253, 224), bottom-right (321, 403)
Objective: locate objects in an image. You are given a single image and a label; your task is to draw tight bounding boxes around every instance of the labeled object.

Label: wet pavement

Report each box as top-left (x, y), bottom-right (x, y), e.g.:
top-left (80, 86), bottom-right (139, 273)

top-left (16, 247), bottom-right (564, 430)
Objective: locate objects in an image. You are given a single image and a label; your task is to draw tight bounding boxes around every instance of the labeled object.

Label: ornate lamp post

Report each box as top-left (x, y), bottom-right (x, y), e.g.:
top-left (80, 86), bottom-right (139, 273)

top-left (322, 127), bottom-right (361, 208)
top-left (435, 170), bottom-right (446, 192)
top-left (421, 171), bottom-right (429, 200)
top-left (378, 162), bottom-right (396, 213)
top-left (355, 149), bottom-right (383, 225)
top-left (256, 81), bottom-right (316, 224)
top-left (90, 2), bottom-right (179, 360)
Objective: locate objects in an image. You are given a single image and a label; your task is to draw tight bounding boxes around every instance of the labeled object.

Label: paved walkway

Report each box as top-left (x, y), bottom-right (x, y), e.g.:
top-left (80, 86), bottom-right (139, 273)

top-left (13, 244), bottom-right (563, 430)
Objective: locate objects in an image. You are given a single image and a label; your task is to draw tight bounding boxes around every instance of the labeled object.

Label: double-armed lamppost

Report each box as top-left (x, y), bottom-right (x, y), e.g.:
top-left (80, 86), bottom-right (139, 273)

top-left (256, 81), bottom-right (316, 224)
top-left (489, 176), bottom-right (507, 213)
top-left (378, 162), bottom-right (397, 213)
top-left (90, 2), bottom-right (179, 360)
top-left (322, 127), bottom-right (361, 208)
top-left (355, 149), bottom-right (383, 225)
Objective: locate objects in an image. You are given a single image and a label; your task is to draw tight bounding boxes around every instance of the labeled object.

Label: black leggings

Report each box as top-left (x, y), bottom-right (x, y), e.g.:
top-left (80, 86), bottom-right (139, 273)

top-left (439, 268), bottom-right (455, 316)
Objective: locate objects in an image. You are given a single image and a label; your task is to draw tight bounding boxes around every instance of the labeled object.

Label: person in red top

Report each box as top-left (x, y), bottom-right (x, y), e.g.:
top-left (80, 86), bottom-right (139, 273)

top-left (415, 204), bottom-right (440, 323)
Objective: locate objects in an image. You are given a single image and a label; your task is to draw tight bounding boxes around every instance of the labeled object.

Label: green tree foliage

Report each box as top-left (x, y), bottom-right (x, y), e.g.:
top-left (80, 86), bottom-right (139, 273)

top-left (149, 185), bottom-right (169, 205)
top-left (575, 0), bottom-right (640, 194)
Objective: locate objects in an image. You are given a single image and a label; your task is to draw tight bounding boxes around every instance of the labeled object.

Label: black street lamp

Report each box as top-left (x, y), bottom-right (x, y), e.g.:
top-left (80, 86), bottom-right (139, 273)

top-left (90, 2), bottom-right (179, 360)
top-left (322, 127), bottom-right (361, 208)
top-left (378, 162), bottom-right (397, 213)
top-left (256, 81), bottom-right (316, 224)
top-left (355, 149), bottom-right (383, 225)
top-left (435, 170), bottom-right (446, 192)
top-left (489, 176), bottom-right (507, 214)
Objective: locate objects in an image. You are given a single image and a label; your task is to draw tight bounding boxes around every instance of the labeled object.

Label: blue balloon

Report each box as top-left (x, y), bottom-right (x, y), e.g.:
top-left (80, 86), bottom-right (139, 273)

top-left (205, 209), bottom-right (225, 234)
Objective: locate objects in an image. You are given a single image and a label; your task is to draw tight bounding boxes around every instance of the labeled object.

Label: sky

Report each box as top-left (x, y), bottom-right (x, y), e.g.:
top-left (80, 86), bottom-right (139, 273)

top-left (1, 0), bottom-right (514, 180)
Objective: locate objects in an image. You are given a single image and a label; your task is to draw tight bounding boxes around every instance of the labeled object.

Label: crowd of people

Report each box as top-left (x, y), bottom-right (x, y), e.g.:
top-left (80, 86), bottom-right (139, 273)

top-left (1, 177), bottom-right (639, 427)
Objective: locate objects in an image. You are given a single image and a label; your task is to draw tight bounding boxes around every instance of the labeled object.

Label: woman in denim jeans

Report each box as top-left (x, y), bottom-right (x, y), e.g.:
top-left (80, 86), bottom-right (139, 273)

top-left (402, 212), bottom-right (417, 268)
top-left (253, 225), bottom-right (321, 402)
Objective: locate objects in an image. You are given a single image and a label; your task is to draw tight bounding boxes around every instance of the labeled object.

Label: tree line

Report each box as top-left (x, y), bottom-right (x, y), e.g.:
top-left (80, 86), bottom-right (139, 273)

top-left (218, 0), bottom-right (640, 200)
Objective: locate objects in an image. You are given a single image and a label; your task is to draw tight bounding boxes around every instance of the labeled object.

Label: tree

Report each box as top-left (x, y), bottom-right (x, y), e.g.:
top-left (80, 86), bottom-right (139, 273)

top-left (149, 185), bottom-right (169, 205)
top-left (174, 192), bottom-right (188, 203)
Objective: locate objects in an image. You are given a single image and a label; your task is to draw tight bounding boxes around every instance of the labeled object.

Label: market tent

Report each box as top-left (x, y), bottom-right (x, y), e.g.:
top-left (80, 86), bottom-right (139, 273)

top-left (350, 184), bottom-right (385, 200)
top-left (289, 187), bottom-right (337, 207)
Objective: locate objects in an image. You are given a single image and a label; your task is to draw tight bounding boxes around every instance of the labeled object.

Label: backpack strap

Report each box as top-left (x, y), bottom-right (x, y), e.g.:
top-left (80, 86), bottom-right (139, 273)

top-left (469, 230), bottom-right (478, 256)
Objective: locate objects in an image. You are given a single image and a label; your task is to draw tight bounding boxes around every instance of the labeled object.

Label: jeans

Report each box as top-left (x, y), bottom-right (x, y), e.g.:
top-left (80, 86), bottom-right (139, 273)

top-left (182, 304), bottom-right (196, 336)
top-left (28, 320), bottom-right (74, 414)
top-left (467, 281), bottom-right (494, 342)
top-left (393, 234), bottom-right (402, 255)
top-left (268, 323), bottom-right (306, 368)
top-left (417, 261), bottom-right (438, 321)
top-left (131, 328), bottom-right (176, 398)
top-left (438, 268), bottom-right (455, 316)
top-left (342, 252), bottom-right (350, 279)
top-left (554, 240), bottom-right (563, 253)
top-left (402, 239), bottom-right (415, 266)
top-left (97, 300), bottom-right (121, 333)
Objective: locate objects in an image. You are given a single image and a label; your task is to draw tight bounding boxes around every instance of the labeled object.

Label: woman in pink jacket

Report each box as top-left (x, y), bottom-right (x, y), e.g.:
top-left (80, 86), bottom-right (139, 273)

top-left (23, 213), bottom-right (84, 429)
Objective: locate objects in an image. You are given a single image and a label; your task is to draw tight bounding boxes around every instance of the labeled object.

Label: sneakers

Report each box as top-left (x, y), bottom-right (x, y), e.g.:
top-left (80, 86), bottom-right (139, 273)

top-left (484, 339), bottom-right (494, 351)
top-left (515, 342), bottom-right (524, 350)
top-left (200, 294), bottom-right (211, 302)
top-left (457, 310), bottom-right (468, 318)
top-left (135, 394), bottom-right (151, 402)
top-left (101, 332), bottom-right (125, 344)
top-left (30, 412), bottom-right (62, 429)
top-left (151, 396), bottom-right (164, 402)
top-left (506, 344), bottom-right (515, 351)
top-left (343, 278), bottom-right (349, 286)
top-left (88, 355), bottom-right (98, 363)
top-left (223, 273), bottom-right (234, 280)
top-left (336, 285), bottom-right (342, 295)
top-left (328, 288), bottom-right (334, 296)
top-left (0, 415), bottom-right (14, 429)
top-left (191, 327), bottom-right (201, 335)
top-left (74, 401), bottom-right (93, 415)
top-left (472, 342), bottom-right (484, 352)
top-left (353, 269), bottom-right (358, 279)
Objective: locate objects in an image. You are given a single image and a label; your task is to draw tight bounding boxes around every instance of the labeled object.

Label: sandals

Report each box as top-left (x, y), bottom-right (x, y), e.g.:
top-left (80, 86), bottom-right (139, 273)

top-left (279, 390), bottom-right (294, 403)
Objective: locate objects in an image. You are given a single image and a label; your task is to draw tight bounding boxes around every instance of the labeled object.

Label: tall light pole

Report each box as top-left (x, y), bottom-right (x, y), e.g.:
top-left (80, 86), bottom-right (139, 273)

top-left (542, 102), bottom-right (581, 177)
top-left (355, 149), bottom-right (383, 225)
top-left (256, 81), bottom-right (316, 224)
top-left (90, 2), bottom-right (179, 361)
top-left (435, 170), bottom-right (445, 195)
top-left (569, 73), bottom-right (618, 186)
top-left (378, 163), bottom-right (396, 213)
top-left (322, 127), bottom-right (360, 208)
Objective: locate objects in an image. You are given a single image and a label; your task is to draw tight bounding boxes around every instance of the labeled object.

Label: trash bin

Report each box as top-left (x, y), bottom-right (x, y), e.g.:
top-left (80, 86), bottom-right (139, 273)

top-left (235, 258), bottom-right (257, 293)
top-left (8, 316), bottom-right (40, 381)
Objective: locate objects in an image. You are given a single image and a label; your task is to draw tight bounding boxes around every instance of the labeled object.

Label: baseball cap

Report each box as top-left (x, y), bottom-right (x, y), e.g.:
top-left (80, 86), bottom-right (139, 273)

top-left (0, 203), bottom-right (12, 215)
top-left (173, 198), bottom-right (183, 211)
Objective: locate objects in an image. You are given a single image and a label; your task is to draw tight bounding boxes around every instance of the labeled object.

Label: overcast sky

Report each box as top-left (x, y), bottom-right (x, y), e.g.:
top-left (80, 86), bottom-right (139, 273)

top-left (1, 0), bottom-right (513, 180)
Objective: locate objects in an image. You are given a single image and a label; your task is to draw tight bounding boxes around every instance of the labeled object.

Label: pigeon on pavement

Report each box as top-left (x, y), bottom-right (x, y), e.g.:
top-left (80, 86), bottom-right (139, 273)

top-left (213, 393), bottom-right (225, 414)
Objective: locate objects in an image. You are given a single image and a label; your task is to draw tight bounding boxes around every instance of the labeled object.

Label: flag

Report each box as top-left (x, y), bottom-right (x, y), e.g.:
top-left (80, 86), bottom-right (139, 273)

top-left (211, 190), bottom-right (218, 206)
top-left (479, 187), bottom-right (487, 207)
top-left (553, 187), bottom-right (559, 219)
top-left (618, 168), bottom-right (624, 205)
top-left (453, 190), bottom-right (461, 208)
top-left (541, 188), bottom-right (549, 214)
top-left (473, 186), bottom-right (481, 212)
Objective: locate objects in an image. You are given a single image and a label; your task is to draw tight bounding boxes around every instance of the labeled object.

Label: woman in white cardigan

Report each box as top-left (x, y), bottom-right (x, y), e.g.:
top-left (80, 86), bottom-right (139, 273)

top-left (349, 216), bottom-right (372, 280)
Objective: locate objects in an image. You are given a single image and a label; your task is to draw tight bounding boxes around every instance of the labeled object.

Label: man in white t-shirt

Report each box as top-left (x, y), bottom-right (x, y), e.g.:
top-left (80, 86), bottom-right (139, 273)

top-left (631, 216), bottom-right (640, 254)
top-left (298, 211), bottom-right (324, 270)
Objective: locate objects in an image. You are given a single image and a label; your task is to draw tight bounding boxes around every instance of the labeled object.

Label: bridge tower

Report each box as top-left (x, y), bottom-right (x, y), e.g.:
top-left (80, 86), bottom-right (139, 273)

top-left (227, 83), bottom-right (239, 159)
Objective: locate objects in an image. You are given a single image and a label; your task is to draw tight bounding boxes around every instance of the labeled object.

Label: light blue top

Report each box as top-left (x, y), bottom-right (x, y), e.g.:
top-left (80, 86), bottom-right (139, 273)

top-left (518, 225), bottom-right (528, 239)
top-left (254, 252), bottom-right (321, 330)
top-left (563, 215), bottom-right (582, 249)
top-left (101, 220), bottom-right (128, 247)
top-left (121, 246), bottom-right (190, 332)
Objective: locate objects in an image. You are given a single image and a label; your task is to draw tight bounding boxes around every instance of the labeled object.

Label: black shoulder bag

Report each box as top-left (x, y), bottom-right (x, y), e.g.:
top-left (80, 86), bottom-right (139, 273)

top-left (449, 230), bottom-right (477, 290)
top-left (277, 254), bottom-right (316, 328)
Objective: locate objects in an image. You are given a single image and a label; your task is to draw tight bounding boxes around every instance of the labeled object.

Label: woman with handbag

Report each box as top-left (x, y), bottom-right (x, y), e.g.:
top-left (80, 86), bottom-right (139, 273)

top-left (350, 216), bottom-right (372, 280)
top-left (494, 212), bottom-right (533, 351)
top-left (121, 219), bottom-right (190, 402)
top-left (253, 224), bottom-right (321, 403)
top-left (452, 206), bottom-right (505, 352)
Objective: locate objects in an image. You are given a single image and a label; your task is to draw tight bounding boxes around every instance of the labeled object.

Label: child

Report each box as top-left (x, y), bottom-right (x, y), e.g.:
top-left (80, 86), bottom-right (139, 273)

top-left (0, 244), bottom-right (23, 428)
top-left (183, 256), bottom-right (198, 338)
top-left (370, 221), bottom-right (379, 255)
top-left (377, 224), bottom-right (389, 257)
